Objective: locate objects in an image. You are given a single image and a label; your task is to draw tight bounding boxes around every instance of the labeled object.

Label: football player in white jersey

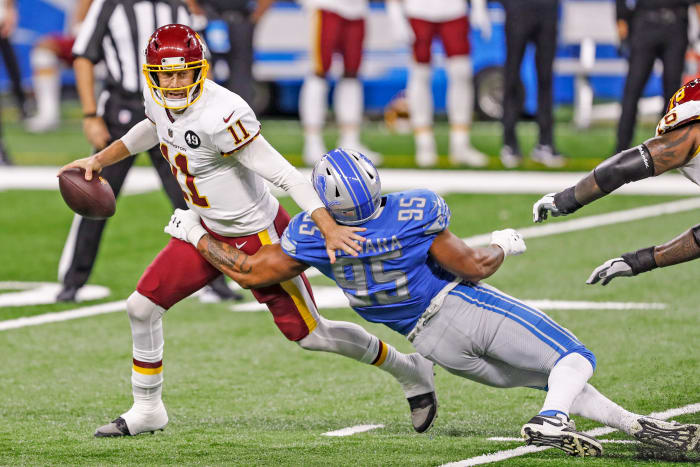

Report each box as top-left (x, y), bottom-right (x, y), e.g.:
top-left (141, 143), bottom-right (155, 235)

top-left (533, 78), bottom-right (700, 284)
top-left (298, 0), bottom-right (382, 166)
top-left (386, 0), bottom-right (490, 167)
top-left (58, 24), bottom-right (437, 437)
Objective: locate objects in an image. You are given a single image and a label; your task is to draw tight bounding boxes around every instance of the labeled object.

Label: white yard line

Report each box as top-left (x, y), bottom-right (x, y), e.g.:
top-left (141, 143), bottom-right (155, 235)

top-left (321, 424), bottom-right (384, 437)
top-left (0, 300), bottom-right (126, 331)
top-left (441, 403), bottom-right (700, 466)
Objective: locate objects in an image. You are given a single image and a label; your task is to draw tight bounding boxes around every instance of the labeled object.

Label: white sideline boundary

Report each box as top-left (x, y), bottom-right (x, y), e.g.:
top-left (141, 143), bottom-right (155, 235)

top-left (441, 403), bottom-right (700, 466)
top-left (321, 424), bottom-right (384, 437)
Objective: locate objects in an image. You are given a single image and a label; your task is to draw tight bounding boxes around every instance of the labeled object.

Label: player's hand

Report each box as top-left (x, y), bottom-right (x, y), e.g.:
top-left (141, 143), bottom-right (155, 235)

top-left (532, 192), bottom-right (565, 223)
top-left (323, 224), bottom-right (367, 264)
top-left (490, 228), bottom-right (526, 257)
top-left (586, 257), bottom-right (633, 286)
top-left (83, 116), bottom-right (111, 150)
top-left (386, 0), bottom-right (414, 44)
top-left (164, 208), bottom-right (207, 246)
top-left (57, 155), bottom-right (103, 180)
top-left (470, 2), bottom-right (492, 41)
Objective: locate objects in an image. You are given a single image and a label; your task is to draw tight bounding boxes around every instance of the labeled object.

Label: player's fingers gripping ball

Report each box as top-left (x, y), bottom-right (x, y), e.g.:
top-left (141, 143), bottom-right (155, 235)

top-left (490, 229), bottom-right (526, 257)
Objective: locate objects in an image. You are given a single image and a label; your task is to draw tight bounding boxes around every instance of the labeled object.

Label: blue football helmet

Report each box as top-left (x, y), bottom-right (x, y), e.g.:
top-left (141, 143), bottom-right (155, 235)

top-left (312, 148), bottom-right (382, 225)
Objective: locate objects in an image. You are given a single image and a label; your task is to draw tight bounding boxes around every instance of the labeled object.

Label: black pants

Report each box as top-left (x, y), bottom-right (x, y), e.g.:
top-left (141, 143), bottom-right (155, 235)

top-left (211, 11), bottom-right (256, 106)
top-left (502, 1), bottom-right (558, 149)
top-left (59, 91), bottom-right (187, 289)
top-left (616, 9), bottom-right (688, 152)
top-left (0, 36), bottom-right (26, 116)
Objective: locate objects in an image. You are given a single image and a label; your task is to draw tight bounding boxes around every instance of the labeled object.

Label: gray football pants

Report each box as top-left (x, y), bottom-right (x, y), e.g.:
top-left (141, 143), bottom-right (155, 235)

top-left (410, 282), bottom-right (587, 389)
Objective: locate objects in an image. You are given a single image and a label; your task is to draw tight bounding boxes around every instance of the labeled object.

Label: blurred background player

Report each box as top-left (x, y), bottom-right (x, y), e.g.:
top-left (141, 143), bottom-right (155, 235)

top-left (0, 0), bottom-right (26, 164)
top-left (24, 0), bottom-right (93, 133)
top-left (615, 0), bottom-right (696, 152)
top-left (386, 0), bottom-right (491, 168)
top-left (57, 0), bottom-right (239, 303)
top-left (197, 0), bottom-right (273, 110)
top-left (298, 0), bottom-right (382, 166)
top-left (499, 0), bottom-right (564, 168)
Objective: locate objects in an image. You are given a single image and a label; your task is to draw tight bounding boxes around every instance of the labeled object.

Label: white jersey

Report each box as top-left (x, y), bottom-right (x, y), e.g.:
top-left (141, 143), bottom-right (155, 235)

top-left (144, 80), bottom-right (279, 237)
top-left (300, 0), bottom-right (368, 20)
top-left (404, 0), bottom-right (466, 22)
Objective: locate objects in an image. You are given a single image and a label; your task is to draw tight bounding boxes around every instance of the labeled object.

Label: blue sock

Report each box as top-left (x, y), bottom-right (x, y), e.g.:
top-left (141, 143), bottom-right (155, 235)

top-left (539, 409), bottom-right (568, 419)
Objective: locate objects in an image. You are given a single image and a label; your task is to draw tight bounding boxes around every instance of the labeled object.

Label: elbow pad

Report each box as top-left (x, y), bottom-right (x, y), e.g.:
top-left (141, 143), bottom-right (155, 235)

top-left (593, 144), bottom-right (654, 193)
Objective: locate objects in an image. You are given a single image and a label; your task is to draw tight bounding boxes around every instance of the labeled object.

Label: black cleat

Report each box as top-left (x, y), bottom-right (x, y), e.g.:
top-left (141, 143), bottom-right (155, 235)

top-left (94, 417), bottom-right (131, 437)
top-left (56, 285), bottom-right (79, 302)
top-left (521, 414), bottom-right (603, 457)
top-left (206, 276), bottom-right (243, 301)
top-left (631, 417), bottom-right (700, 452)
top-left (407, 391), bottom-right (438, 433)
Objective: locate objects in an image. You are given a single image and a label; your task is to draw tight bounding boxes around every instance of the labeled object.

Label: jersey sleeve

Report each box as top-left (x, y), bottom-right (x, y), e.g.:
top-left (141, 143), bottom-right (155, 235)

top-left (656, 79), bottom-right (700, 136)
top-left (142, 86), bottom-right (155, 123)
top-left (418, 189), bottom-right (451, 236)
top-left (280, 213), bottom-right (328, 266)
top-left (213, 102), bottom-right (262, 155)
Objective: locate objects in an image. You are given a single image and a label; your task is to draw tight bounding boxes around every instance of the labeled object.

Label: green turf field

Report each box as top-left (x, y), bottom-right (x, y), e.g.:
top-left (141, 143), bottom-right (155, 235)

top-left (1, 183), bottom-right (698, 465)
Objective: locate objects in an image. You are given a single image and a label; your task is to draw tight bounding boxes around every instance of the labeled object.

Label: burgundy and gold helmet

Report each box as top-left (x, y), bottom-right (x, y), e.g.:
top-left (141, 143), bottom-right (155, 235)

top-left (143, 24), bottom-right (209, 110)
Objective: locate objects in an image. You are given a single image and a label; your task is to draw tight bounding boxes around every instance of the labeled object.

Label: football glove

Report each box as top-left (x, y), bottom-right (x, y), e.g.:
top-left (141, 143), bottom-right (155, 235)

top-left (586, 257), bottom-right (633, 286)
top-left (532, 192), bottom-right (564, 223)
top-left (164, 208), bottom-right (207, 246)
top-left (490, 228), bottom-right (526, 257)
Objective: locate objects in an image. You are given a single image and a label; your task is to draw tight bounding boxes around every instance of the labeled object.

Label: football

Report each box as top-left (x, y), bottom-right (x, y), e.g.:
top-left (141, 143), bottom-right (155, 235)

top-left (58, 167), bottom-right (116, 219)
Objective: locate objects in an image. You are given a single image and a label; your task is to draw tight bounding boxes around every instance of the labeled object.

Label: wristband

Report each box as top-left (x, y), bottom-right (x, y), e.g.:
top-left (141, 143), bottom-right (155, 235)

top-left (187, 224), bottom-right (207, 247)
top-left (83, 112), bottom-right (98, 118)
top-left (621, 246), bottom-right (657, 275)
top-left (553, 186), bottom-right (582, 214)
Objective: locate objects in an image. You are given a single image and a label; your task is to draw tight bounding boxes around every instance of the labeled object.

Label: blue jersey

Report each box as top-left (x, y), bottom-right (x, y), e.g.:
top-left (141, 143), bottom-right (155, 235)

top-left (281, 189), bottom-right (455, 335)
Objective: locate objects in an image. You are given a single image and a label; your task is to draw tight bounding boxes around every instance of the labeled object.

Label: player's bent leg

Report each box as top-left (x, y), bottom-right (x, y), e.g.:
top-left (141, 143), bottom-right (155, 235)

top-left (298, 317), bottom-right (438, 433)
top-left (95, 291), bottom-right (168, 437)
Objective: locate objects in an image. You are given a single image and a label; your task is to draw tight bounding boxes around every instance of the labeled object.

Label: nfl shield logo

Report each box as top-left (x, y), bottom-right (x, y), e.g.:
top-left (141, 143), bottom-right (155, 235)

top-left (168, 128), bottom-right (173, 138)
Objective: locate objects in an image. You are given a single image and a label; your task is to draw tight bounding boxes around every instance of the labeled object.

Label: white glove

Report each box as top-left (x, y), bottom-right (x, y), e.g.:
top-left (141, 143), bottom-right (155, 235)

top-left (490, 229), bottom-right (526, 257)
top-left (386, 0), bottom-right (414, 44)
top-left (586, 257), bottom-right (633, 286)
top-left (164, 208), bottom-right (207, 246)
top-left (532, 192), bottom-right (564, 223)
top-left (470, 0), bottom-right (492, 41)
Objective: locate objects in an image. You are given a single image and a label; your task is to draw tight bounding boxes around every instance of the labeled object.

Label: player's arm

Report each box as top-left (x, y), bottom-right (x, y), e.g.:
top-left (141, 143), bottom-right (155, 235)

top-left (197, 236), bottom-right (307, 288)
top-left (587, 224), bottom-right (700, 285)
top-left (533, 124), bottom-right (700, 222)
top-left (57, 119), bottom-right (158, 180)
top-left (428, 228), bottom-right (525, 282)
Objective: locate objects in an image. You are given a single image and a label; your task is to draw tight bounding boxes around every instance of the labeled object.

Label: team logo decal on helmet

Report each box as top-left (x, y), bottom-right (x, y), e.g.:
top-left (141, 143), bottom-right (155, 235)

top-left (312, 148), bottom-right (382, 225)
top-left (143, 24), bottom-right (209, 110)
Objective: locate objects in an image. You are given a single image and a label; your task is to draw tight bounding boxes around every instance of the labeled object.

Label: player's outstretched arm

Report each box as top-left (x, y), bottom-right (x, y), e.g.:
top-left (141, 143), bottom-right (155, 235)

top-left (164, 209), bottom-right (307, 288)
top-left (310, 208), bottom-right (366, 264)
top-left (533, 125), bottom-right (700, 222)
top-left (428, 228), bottom-right (525, 282)
top-left (587, 224), bottom-right (700, 285)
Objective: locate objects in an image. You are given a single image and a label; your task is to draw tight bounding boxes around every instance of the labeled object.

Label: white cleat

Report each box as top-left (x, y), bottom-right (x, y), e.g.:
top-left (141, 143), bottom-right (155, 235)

top-left (630, 417), bottom-right (700, 452)
top-left (521, 414), bottom-right (603, 457)
top-left (95, 401), bottom-right (168, 437)
top-left (24, 115), bottom-right (59, 133)
top-left (340, 142), bottom-right (383, 166)
top-left (396, 353), bottom-right (438, 433)
top-left (449, 144), bottom-right (488, 167)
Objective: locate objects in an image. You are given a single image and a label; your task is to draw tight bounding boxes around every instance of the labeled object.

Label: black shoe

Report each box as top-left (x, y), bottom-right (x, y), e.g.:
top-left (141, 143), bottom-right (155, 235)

top-left (94, 417), bottom-right (131, 437)
top-left (206, 276), bottom-right (243, 301)
top-left (56, 285), bottom-right (79, 302)
top-left (407, 392), bottom-right (438, 433)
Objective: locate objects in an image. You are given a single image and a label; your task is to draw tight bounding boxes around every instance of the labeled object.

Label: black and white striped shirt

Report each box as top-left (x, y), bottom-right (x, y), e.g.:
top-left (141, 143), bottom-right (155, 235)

top-left (73, 0), bottom-right (190, 96)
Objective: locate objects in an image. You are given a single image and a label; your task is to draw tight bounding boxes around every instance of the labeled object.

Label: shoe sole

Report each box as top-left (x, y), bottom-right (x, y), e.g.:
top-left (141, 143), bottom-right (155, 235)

top-left (631, 419), bottom-right (700, 452)
top-left (522, 426), bottom-right (603, 457)
top-left (95, 427), bottom-right (165, 438)
top-left (415, 394), bottom-right (438, 434)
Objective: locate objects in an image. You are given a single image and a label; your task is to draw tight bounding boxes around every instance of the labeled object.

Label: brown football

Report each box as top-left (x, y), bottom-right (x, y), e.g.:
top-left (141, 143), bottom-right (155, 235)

top-left (58, 167), bottom-right (116, 219)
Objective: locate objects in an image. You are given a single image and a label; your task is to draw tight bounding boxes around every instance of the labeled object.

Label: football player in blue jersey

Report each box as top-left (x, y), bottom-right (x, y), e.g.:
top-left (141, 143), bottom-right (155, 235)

top-left (165, 148), bottom-right (700, 457)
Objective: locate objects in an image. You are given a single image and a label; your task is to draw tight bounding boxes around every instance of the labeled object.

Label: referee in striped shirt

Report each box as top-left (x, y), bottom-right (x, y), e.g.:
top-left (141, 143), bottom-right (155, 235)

top-left (58, 0), bottom-right (239, 302)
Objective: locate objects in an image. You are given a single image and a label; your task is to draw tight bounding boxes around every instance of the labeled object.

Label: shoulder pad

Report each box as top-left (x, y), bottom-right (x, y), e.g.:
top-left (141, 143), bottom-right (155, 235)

top-left (657, 79), bottom-right (700, 136)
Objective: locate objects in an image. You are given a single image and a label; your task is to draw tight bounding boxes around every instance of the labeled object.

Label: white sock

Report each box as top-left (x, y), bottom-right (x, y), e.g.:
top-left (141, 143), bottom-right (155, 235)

top-left (30, 48), bottom-right (60, 121)
top-left (407, 62), bottom-right (433, 129)
top-left (570, 383), bottom-right (641, 435)
top-left (335, 78), bottom-right (363, 146)
top-left (300, 74), bottom-right (328, 129)
top-left (450, 128), bottom-right (470, 150)
top-left (446, 55), bottom-right (473, 127)
top-left (540, 352), bottom-right (593, 417)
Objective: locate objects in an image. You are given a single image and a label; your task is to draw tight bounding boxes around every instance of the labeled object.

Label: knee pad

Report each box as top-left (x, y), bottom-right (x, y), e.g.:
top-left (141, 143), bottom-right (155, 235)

top-left (297, 317), bottom-right (330, 351)
top-left (30, 47), bottom-right (59, 70)
top-left (593, 144), bottom-right (655, 193)
top-left (127, 291), bottom-right (165, 323)
top-left (557, 346), bottom-right (597, 372)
